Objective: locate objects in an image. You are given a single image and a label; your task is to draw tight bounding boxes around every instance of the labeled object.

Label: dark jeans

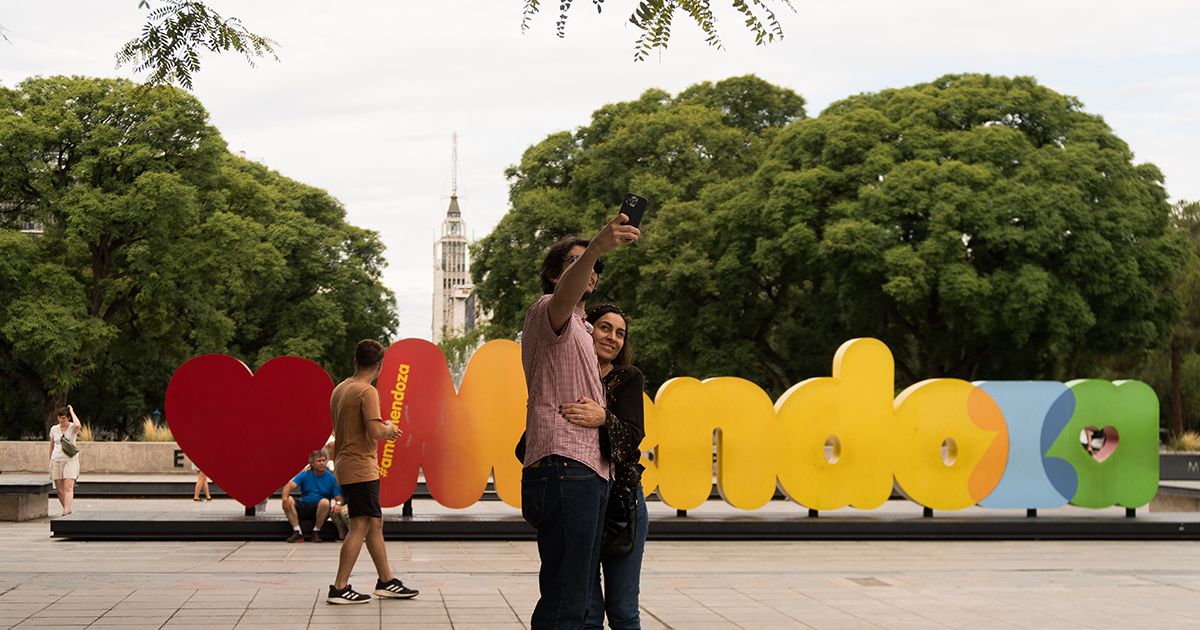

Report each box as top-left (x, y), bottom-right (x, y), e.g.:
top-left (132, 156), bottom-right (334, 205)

top-left (523, 455), bottom-right (611, 630)
top-left (585, 483), bottom-right (649, 630)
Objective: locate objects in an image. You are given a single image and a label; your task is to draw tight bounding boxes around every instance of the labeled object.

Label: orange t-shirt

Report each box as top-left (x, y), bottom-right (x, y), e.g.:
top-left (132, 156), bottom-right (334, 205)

top-left (330, 378), bottom-right (383, 485)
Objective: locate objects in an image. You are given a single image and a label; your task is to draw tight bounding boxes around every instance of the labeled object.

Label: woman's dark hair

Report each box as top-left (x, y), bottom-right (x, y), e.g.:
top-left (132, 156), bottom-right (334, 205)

top-left (587, 304), bottom-right (631, 366)
top-left (354, 339), bottom-right (386, 368)
top-left (55, 407), bottom-right (69, 418)
top-left (539, 236), bottom-right (603, 294)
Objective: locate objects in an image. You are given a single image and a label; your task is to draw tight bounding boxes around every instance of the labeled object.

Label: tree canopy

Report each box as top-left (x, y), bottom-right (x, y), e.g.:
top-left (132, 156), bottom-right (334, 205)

top-left (522, 0), bottom-right (792, 61)
top-left (472, 73), bottom-right (1187, 398)
top-left (97, 1), bottom-right (792, 87)
top-left (0, 76), bottom-right (397, 438)
top-left (117, 0), bottom-right (279, 90)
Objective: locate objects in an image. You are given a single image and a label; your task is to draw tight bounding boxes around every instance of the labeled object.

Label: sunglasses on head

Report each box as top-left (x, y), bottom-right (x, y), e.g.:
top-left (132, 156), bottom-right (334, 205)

top-left (586, 303), bottom-right (625, 320)
top-left (563, 254), bottom-right (604, 274)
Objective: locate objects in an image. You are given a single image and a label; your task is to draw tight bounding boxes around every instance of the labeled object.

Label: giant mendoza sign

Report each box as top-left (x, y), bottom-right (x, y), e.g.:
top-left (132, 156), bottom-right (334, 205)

top-left (165, 338), bottom-right (1159, 511)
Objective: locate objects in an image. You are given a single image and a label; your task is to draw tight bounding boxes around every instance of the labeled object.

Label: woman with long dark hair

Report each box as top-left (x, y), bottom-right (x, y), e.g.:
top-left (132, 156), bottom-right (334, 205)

top-left (569, 304), bottom-right (648, 630)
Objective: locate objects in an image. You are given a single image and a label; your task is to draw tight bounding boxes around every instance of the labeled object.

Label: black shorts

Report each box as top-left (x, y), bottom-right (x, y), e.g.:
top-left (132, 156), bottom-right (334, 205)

top-left (340, 480), bottom-right (382, 519)
top-left (295, 500), bottom-right (322, 521)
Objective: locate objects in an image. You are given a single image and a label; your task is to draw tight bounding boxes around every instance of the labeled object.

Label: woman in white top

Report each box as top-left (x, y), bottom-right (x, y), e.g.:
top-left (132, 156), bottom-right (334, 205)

top-left (48, 405), bottom-right (82, 515)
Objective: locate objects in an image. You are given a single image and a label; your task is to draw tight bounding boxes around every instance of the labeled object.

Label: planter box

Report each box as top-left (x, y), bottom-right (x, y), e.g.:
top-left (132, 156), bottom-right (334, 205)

top-left (0, 440), bottom-right (194, 475)
top-left (1161, 452), bottom-right (1200, 481)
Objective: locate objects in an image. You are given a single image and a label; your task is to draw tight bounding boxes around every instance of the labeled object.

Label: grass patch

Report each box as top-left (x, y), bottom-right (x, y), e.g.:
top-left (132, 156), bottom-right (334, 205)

top-left (1167, 431), bottom-right (1200, 452)
top-left (140, 417), bottom-right (174, 442)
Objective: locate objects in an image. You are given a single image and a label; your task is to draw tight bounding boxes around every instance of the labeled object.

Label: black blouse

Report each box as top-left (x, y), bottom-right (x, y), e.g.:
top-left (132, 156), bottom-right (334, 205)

top-left (600, 364), bottom-right (646, 491)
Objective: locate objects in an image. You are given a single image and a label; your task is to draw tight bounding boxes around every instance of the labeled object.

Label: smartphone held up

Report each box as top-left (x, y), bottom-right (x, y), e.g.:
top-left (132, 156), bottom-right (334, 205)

top-left (620, 193), bottom-right (649, 229)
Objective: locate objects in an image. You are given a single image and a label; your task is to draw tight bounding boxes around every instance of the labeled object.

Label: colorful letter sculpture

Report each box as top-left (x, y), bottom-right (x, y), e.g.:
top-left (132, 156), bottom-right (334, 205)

top-left (893, 379), bottom-right (1008, 510)
top-left (166, 338), bottom-right (1163, 512)
top-left (165, 354), bottom-right (335, 507)
top-left (975, 382), bottom-right (1074, 510)
top-left (774, 338), bottom-right (895, 510)
top-left (654, 377), bottom-right (778, 510)
top-left (1043, 379), bottom-right (1160, 508)
top-left (375, 338), bottom-right (525, 508)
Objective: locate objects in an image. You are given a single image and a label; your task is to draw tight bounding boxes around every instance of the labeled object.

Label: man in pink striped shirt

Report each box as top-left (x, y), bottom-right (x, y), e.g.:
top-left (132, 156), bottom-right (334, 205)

top-left (521, 212), bottom-right (640, 629)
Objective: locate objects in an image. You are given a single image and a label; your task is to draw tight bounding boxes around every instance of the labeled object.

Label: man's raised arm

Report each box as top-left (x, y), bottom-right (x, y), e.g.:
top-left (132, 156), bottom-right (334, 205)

top-left (547, 212), bottom-right (640, 332)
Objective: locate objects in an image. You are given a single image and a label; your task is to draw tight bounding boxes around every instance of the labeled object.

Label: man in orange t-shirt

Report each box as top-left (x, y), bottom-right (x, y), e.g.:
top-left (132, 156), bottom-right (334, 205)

top-left (326, 339), bottom-right (419, 605)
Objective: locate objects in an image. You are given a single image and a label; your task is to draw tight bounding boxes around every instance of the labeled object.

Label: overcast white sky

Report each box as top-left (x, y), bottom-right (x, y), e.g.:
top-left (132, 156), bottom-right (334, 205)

top-left (4, 1), bottom-right (1198, 339)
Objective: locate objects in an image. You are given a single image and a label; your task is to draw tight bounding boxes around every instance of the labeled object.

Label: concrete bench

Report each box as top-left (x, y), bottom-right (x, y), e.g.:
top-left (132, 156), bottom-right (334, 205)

top-left (0, 475), bottom-right (52, 521)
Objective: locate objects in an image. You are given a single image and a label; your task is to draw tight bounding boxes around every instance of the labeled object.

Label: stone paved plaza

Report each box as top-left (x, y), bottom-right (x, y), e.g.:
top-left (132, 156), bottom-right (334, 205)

top-left (4, 510), bottom-right (1200, 630)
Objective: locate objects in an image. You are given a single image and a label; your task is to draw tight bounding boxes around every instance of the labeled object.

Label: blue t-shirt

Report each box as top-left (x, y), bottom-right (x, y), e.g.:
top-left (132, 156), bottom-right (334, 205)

top-left (292, 469), bottom-right (341, 506)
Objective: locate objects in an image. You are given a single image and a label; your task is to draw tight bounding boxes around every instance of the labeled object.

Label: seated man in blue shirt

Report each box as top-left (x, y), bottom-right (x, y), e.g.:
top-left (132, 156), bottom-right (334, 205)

top-left (283, 449), bottom-right (344, 543)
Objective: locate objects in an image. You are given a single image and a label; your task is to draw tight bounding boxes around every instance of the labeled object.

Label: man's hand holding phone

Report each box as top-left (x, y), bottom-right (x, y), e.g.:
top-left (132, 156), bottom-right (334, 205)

top-left (592, 213), bottom-right (641, 255)
top-left (588, 193), bottom-right (649, 256)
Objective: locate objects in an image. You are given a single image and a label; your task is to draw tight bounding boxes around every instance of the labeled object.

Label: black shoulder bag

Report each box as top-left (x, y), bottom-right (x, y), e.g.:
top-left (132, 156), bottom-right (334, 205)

top-left (601, 481), bottom-right (638, 559)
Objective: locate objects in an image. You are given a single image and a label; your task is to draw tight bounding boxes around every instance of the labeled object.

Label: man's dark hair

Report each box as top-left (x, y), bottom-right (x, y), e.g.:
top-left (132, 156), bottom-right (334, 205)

top-left (540, 236), bottom-right (593, 294)
top-left (55, 407), bottom-right (69, 418)
top-left (354, 339), bottom-right (386, 368)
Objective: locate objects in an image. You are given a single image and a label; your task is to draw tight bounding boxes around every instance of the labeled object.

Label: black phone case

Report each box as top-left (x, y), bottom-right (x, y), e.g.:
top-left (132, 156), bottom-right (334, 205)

top-left (621, 194), bottom-right (648, 228)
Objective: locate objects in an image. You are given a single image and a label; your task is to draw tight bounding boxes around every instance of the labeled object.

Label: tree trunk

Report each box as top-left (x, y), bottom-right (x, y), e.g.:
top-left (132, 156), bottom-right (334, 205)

top-left (41, 391), bottom-right (67, 433)
top-left (1171, 342), bottom-right (1184, 439)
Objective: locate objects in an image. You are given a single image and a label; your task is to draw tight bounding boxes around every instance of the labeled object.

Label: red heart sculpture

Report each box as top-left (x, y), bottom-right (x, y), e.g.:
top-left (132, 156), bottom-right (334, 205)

top-left (165, 354), bottom-right (335, 507)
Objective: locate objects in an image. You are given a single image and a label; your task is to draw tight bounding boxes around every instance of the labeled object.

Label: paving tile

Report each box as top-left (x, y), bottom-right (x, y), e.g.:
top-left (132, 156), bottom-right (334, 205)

top-left (12, 620), bottom-right (94, 628)
top-left (91, 617), bottom-right (174, 626)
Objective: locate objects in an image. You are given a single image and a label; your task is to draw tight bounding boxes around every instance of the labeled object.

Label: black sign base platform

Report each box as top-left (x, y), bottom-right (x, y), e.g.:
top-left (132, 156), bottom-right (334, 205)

top-left (49, 501), bottom-right (1200, 542)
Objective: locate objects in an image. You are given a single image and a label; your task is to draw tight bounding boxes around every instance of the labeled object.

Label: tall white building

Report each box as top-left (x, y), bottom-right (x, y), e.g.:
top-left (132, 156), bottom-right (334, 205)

top-left (432, 135), bottom-right (473, 343)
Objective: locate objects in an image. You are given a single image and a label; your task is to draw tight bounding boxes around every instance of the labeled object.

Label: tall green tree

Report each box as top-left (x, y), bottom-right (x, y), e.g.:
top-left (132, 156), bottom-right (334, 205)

top-left (769, 74), bottom-right (1185, 384)
top-left (0, 76), bottom-right (397, 438)
top-left (1167, 201), bottom-right (1200, 436)
top-left (437, 328), bottom-right (485, 388)
top-left (472, 75), bottom-right (808, 391)
top-left (473, 74), bottom-right (1186, 397)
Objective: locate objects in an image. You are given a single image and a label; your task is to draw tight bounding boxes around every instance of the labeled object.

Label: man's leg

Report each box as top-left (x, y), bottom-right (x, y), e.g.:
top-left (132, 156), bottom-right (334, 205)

top-left (312, 499), bottom-right (331, 541)
top-left (584, 564), bottom-right (606, 630)
top-left (333, 505), bottom-right (348, 540)
top-left (528, 458), bottom-right (608, 630)
top-left (283, 496), bottom-right (305, 542)
top-left (580, 474), bottom-right (610, 623)
top-left (363, 517), bottom-right (394, 581)
top-left (282, 496), bottom-right (299, 528)
top-left (334, 516), bottom-right (371, 589)
top-left (360, 495), bottom-right (418, 599)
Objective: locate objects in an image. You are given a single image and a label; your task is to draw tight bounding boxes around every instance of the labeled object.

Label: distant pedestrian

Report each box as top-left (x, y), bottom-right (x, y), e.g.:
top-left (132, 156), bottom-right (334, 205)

top-left (326, 339), bottom-right (419, 605)
top-left (192, 463), bottom-right (211, 501)
top-left (48, 405), bottom-right (82, 516)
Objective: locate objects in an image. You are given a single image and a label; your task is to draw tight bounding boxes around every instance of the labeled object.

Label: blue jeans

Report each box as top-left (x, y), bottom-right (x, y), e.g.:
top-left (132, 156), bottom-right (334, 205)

top-left (523, 455), bottom-right (611, 630)
top-left (585, 483), bottom-right (649, 630)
